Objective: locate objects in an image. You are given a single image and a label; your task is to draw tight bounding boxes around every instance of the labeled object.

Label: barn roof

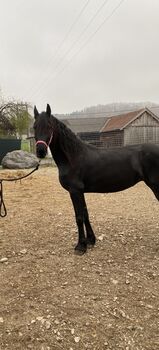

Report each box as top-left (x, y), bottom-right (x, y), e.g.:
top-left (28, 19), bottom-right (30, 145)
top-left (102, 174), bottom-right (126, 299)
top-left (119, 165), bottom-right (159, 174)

top-left (101, 108), bottom-right (159, 132)
top-left (151, 107), bottom-right (159, 118)
top-left (62, 117), bottom-right (107, 133)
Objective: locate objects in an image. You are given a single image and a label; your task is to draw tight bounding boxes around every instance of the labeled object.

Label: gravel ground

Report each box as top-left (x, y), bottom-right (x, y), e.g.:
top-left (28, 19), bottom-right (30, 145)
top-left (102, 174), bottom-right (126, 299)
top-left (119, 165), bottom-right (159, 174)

top-left (0, 167), bottom-right (159, 350)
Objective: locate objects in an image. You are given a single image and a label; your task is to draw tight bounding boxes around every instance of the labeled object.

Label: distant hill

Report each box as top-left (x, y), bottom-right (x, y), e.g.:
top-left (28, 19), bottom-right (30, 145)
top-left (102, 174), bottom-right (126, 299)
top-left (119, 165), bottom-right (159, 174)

top-left (56, 102), bottom-right (159, 119)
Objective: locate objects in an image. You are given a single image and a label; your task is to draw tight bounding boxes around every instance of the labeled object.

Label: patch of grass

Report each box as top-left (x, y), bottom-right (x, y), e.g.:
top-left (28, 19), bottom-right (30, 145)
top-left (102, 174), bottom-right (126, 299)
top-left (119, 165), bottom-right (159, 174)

top-left (21, 140), bottom-right (30, 152)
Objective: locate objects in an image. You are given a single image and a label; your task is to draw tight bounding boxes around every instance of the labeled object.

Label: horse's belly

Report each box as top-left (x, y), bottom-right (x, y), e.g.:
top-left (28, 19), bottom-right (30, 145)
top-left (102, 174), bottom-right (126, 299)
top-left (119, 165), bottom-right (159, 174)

top-left (84, 171), bottom-right (140, 193)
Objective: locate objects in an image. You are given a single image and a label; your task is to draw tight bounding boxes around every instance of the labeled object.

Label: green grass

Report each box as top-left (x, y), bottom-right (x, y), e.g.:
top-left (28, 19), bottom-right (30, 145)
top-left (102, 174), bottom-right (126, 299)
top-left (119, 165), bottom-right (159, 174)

top-left (21, 140), bottom-right (30, 152)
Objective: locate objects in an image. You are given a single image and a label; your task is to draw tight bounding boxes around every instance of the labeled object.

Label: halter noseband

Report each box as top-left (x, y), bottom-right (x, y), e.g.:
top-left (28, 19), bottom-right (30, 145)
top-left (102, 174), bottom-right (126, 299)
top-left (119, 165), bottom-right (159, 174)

top-left (36, 133), bottom-right (53, 149)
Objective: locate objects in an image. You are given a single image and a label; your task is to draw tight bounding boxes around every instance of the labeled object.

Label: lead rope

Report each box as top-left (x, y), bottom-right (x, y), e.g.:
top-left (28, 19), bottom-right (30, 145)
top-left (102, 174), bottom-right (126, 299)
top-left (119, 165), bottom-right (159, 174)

top-left (0, 161), bottom-right (40, 217)
top-left (0, 180), bottom-right (7, 217)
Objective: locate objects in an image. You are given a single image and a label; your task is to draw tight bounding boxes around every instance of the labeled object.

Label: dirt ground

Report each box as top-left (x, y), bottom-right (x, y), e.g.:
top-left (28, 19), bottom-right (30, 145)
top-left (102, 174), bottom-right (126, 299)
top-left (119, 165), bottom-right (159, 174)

top-left (0, 166), bottom-right (159, 350)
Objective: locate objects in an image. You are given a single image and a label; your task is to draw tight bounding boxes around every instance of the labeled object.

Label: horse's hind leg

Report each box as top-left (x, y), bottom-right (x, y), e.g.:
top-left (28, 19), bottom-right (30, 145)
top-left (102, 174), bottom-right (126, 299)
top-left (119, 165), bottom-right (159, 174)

top-left (83, 196), bottom-right (96, 247)
top-left (144, 170), bottom-right (159, 201)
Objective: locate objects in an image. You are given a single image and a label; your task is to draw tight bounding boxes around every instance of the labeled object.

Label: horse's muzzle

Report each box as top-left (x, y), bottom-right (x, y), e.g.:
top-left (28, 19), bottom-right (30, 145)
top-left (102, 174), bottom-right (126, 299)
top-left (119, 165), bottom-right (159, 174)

top-left (36, 143), bottom-right (47, 159)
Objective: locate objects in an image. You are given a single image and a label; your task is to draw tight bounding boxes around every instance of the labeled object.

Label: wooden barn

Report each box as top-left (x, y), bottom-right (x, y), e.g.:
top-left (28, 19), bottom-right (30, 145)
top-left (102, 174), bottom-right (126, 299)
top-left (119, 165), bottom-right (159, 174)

top-left (100, 108), bottom-right (159, 148)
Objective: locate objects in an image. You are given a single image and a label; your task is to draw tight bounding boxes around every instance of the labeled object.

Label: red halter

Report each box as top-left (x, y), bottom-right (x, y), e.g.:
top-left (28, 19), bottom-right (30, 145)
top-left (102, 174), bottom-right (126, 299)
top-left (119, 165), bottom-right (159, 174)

top-left (36, 133), bottom-right (53, 149)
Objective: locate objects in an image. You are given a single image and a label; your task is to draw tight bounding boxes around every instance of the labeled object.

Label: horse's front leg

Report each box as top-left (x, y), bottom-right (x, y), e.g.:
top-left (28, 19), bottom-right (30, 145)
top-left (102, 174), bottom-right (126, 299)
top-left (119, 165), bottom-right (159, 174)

top-left (70, 191), bottom-right (87, 254)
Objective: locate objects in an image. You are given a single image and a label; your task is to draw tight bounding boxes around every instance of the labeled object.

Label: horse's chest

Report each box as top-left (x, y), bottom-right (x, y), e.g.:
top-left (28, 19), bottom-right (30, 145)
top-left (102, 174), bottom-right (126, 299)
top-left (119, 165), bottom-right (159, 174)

top-left (59, 174), bottom-right (70, 190)
top-left (59, 171), bottom-right (84, 192)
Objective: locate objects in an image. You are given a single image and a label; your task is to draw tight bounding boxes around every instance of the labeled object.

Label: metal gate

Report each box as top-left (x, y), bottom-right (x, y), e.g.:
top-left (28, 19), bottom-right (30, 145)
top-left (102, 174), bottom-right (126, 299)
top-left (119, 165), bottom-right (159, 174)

top-left (0, 139), bottom-right (21, 164)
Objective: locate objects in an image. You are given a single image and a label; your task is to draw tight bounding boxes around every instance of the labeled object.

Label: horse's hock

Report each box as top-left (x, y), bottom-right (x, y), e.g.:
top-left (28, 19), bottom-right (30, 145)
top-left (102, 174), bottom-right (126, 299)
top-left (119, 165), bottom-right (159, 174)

top-left (1, 150), bottom-right (39, 169)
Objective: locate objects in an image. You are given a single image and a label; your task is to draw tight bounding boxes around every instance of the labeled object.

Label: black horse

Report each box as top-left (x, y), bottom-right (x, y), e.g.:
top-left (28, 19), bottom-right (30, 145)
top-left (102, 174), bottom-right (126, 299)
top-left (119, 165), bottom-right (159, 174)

top-left (34, 104), bottom-right (159, 254)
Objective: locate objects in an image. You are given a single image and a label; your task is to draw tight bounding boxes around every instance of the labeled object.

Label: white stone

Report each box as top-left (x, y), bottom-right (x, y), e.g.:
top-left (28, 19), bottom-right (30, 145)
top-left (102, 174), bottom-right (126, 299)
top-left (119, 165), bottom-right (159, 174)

top-left (74, 336), bottom-right (80, 343)
top-left (45, 320), bottom-right (51, 329)
top-left (20, 249), bottom-right (27, 255)
top-left (2, 150), bottom-right (39, 169)
top-left (0, 258), bottom-right (8, 263)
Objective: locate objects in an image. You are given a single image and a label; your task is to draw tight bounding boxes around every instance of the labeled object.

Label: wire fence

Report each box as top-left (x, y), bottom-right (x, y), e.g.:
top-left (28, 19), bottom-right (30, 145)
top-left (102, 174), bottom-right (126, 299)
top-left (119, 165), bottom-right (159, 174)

top-left (78, 129), bottom-right (159, 148)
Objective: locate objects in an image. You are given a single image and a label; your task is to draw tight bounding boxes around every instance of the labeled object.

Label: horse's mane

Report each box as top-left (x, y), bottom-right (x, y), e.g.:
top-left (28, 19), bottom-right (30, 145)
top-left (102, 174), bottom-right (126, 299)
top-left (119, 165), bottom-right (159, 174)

top-left (52, 115), bottom-right (86, 158)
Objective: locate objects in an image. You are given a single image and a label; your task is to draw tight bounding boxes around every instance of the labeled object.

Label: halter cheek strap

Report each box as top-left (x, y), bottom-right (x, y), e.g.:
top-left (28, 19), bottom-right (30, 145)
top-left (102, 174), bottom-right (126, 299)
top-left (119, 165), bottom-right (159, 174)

top-left (36, 133), bottom-right (53, 148)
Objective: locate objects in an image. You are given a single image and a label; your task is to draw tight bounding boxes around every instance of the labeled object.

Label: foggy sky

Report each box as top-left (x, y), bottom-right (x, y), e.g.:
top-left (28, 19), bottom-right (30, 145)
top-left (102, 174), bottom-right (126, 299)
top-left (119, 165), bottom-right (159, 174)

top-left (0, 0), bottom-right (159, 113)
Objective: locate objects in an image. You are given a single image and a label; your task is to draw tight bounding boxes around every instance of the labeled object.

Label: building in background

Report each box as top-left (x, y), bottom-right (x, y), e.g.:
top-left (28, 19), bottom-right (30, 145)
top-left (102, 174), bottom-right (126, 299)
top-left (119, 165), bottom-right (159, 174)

top-left (100, 108), bottom-right (159, 148)
top-left (63, 108), bottom-right (159, 148)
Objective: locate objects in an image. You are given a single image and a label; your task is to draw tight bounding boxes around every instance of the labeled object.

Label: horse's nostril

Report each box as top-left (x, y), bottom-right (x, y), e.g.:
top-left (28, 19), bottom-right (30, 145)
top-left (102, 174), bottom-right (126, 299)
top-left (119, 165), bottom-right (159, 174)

top-left (37, 151), bottom-right (45, 158)
top-left (36, 145), bottom-right (47, 158)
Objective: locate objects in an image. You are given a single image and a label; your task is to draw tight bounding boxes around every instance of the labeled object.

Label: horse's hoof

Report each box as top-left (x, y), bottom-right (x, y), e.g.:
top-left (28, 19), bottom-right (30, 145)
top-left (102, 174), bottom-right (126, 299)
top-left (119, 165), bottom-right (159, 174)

top-left (74, 249), bottom-right (86, 256)
top-left (87, 243), bottom-right (95, 249)
top-left (87, 237), bottom-right (96, 247)
top-left (74, 244), bottom-right (87, 255)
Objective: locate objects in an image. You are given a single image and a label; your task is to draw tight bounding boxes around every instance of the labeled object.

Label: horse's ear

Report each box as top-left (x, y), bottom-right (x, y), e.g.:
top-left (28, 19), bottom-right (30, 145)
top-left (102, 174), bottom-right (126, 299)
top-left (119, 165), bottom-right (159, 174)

top-left (34, 106), bottom-right (39, 119)
top-left (46, 104), bottom-right (51, 117)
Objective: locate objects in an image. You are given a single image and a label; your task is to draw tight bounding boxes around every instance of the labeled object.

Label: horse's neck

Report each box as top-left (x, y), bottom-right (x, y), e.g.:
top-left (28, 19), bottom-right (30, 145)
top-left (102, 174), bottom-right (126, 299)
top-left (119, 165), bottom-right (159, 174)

top-left (49, 129), bottom-right (84, 168)
top-left (49, 139), bottom-right (70, 167)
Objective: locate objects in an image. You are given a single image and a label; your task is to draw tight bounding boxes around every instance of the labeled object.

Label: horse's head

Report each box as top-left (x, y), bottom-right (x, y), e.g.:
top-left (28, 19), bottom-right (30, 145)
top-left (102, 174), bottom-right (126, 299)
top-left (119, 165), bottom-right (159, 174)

top-left (33, 104), bottom-right (53, 159)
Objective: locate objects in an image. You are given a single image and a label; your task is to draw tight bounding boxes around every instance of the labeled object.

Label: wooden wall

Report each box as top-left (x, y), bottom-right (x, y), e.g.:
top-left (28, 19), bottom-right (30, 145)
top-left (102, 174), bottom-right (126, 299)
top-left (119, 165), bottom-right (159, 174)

top-left (124, 111), bottom-right (159, 145)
